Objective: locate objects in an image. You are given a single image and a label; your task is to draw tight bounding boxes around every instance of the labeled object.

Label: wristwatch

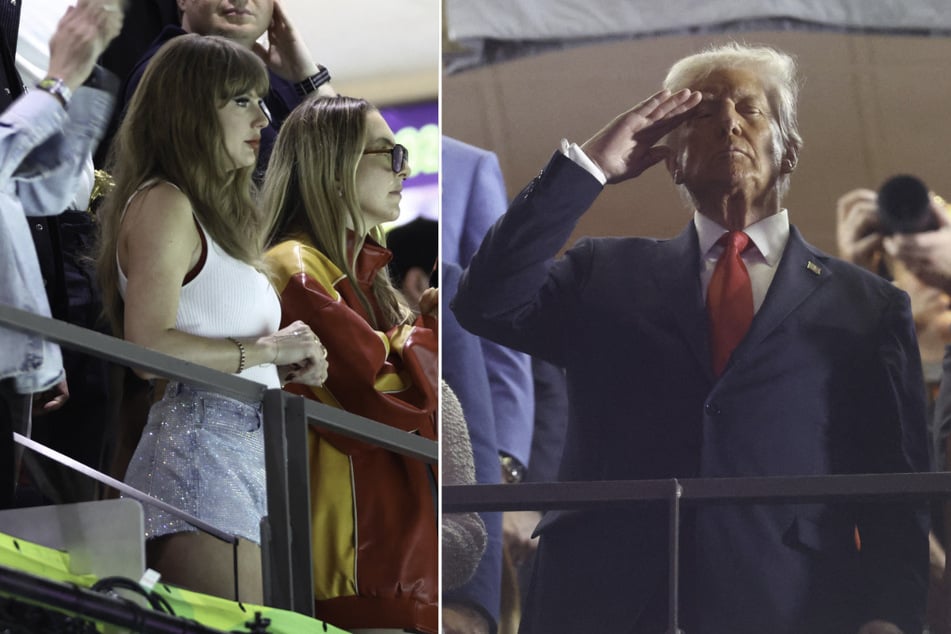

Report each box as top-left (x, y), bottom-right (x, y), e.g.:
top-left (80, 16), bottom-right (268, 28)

top-left (499, 452), bottom-right (526, 484)
top-left (293, 66), bottom-right (332, 97)
top-left (36, 77), bottom-right (71, 108)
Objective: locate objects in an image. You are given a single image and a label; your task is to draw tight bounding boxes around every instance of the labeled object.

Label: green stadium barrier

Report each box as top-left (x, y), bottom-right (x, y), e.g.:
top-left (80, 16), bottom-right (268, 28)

top-left (0, 530), bottom-right (350, 633)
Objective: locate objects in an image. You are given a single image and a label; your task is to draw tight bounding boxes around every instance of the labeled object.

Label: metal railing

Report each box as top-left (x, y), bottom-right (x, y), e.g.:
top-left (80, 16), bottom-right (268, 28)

top-left (0, 303), bottom-right (438, 619)
top-left (443, 464), bottom-right (951, 632)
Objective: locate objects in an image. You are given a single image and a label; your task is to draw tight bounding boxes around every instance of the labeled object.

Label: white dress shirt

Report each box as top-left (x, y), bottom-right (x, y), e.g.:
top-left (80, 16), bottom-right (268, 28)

top-left (695, 210), bottom-right (789, 313)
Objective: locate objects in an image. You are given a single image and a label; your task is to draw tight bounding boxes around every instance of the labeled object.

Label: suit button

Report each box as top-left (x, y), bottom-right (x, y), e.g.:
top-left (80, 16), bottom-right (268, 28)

top-left (705, 402), bottom-right (720, 416)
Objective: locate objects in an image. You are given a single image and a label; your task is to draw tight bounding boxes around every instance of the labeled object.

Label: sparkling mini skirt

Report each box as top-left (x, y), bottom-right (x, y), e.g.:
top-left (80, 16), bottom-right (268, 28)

top-left (124, 382), bottom-right (266, 544)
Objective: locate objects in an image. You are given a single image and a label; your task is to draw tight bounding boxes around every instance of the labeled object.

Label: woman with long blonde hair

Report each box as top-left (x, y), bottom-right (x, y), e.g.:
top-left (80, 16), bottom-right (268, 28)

top-left (96, 34), bottom-right (327, 603)
top-left (264, 95), bottom-right (437, 634)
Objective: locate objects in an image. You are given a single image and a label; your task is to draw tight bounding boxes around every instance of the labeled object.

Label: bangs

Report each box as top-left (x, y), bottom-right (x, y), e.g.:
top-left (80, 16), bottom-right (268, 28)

top-left (209, 48), bottom-right (270, 104)
top-left (216, 53), bottom-right (270, 102)
top-left (140, 34), bottom-right (270, 108)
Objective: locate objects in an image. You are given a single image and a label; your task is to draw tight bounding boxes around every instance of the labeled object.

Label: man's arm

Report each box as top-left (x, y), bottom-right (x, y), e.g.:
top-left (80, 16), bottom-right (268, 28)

top-left (452, 88), bottom-right (701, 359)
top-left (253, 0), bottom-right (335, 100)
top-left (481, 337), bottom-right (534, 467)
top-left (443, 138), bottom-right (537, 466)
top-left (455, 145), bottom-right (511, 268)
top-left (0, 92), bottom-right (67, 183)
top-left (855, 289), bottom-right (931, 632)
top-left (4, 1), bottom-right (120, 214)
top-left (14, 81), bottom-right (116, 216)
top-left (451, 151), bottom-right (602, 364)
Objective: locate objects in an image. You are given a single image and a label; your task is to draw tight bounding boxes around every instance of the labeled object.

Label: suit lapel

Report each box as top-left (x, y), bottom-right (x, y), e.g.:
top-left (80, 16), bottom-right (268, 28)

top-left (733, 226), bottom-right (830, 360)
top-left (646, 224), bottom-right (828, 378)
top-left (649, 224), bottom-right (713, 379)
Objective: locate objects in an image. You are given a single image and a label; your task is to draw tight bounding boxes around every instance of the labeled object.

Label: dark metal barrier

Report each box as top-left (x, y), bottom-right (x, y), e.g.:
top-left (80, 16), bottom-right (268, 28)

top-left (444, 472), bottom-right (951, 633)
top-left (0, 304), bottom-right (437, 619)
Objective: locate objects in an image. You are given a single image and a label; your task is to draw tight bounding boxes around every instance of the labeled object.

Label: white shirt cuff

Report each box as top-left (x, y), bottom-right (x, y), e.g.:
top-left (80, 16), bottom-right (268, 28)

top-left (559, 138), bottom-right (607, 186)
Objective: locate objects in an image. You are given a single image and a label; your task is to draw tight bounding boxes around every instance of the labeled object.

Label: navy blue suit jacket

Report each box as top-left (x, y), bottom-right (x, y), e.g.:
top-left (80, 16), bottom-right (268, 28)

top-left (452, 152), bottom-right (931, 634)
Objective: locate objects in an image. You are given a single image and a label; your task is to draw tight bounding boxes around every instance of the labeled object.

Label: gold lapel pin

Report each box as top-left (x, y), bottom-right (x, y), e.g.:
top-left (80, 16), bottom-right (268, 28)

top-left (806, 261), bottom-right (822, 276)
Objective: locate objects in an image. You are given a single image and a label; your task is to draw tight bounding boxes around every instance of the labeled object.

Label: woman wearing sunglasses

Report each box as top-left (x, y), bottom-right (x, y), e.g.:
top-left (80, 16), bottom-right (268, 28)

top-left (95, 35), bottom-right (327, 603)
top-left (264, 95), bottom-right (437, 634)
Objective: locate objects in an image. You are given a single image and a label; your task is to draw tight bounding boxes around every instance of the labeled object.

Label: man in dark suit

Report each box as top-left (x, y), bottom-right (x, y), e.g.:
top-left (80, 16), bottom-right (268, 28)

top-left (101, 0), bottom-right (334, 176)
top-left (94, 0), bottom-right (178, 168)
top-left (452, 43), bottom-right (931, 634)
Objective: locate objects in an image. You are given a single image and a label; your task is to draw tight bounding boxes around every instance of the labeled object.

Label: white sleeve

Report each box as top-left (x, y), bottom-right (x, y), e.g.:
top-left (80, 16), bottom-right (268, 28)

top-left (559, 138), bottom-right (607, 186)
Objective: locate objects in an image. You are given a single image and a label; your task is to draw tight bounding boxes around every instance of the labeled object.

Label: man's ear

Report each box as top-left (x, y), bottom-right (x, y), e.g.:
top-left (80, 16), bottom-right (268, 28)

top-left (780, 146), bottom-right (798, 174)
top-left (666, 152), bottom-right (684, 185)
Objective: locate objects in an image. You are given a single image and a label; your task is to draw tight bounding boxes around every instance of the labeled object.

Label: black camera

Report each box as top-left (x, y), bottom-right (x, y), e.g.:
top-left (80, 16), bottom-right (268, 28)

top-left (877, 175), bottom-right (939, 234)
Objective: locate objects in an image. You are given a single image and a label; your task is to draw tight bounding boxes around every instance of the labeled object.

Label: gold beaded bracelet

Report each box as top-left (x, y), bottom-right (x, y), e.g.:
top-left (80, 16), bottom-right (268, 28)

top-left (227, 337), bottom-right (246, 374)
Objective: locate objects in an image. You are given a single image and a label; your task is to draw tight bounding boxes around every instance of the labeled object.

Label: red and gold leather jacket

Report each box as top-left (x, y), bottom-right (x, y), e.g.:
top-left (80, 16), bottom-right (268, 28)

top-left (267, 234), bottom-right (437, 633)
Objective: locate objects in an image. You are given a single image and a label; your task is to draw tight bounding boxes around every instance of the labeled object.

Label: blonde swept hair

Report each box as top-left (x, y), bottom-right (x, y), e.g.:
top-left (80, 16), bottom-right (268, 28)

top-left (262, 96), bottom-right (411, 330)
top-left (95, 34), bottom-right (270, 336)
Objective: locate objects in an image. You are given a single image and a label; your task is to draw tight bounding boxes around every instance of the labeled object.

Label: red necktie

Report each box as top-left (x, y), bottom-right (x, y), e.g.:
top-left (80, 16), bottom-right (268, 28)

top-left (707, 231), bottom-right (753, 376)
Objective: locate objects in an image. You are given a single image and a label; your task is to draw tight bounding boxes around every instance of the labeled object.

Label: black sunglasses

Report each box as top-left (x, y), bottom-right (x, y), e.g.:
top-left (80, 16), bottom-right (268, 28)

top-left (362, 144), bottom-right (408, 173)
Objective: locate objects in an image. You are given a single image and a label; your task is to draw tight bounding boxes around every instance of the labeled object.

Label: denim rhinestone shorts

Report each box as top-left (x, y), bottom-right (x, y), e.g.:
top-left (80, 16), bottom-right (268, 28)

top-left (123, 382), bottom-right (266, 544)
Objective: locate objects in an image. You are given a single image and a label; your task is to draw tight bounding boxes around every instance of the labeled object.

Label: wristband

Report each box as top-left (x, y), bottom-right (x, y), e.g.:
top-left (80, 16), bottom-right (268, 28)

top-left (293, 66), bottom-right (332, 97)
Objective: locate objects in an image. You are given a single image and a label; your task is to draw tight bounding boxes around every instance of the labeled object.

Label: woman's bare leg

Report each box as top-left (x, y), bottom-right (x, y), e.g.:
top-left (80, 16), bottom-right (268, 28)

top-left (146, 532), bottom-right (263, 604)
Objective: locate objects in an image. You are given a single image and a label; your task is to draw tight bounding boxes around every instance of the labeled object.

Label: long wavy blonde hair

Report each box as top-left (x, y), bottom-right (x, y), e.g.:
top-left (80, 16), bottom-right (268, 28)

top-left (95, 34), bottom-right (270, 336)
top-left (262, 96), bottom-right (411, 330)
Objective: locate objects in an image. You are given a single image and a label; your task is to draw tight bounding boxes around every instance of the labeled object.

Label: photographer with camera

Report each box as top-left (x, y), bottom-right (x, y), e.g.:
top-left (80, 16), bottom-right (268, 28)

top-left (837, 183), bottom-right (951, 365)
top-left (838, 180), bottom-right (951, 634)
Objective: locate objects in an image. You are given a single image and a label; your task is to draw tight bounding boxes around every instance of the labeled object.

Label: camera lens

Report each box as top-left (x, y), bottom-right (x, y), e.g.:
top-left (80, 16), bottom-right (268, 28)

top-left (877, 175), bottom-right (938, 234)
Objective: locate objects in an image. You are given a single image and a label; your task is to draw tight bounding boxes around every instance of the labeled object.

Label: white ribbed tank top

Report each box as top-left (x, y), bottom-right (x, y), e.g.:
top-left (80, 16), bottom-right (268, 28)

top-left (117, 181), bottom-right (280, 388)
